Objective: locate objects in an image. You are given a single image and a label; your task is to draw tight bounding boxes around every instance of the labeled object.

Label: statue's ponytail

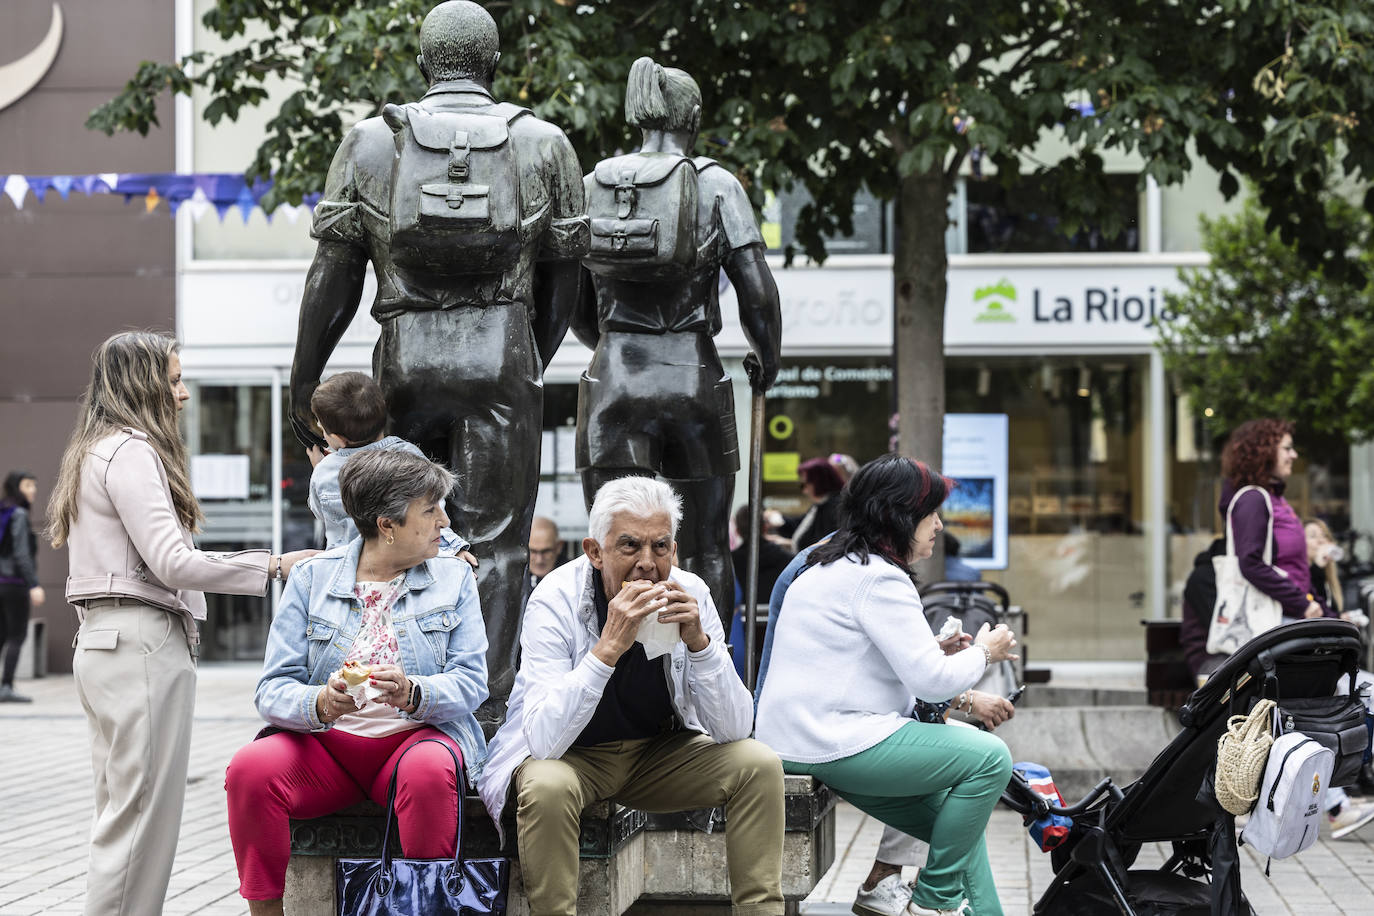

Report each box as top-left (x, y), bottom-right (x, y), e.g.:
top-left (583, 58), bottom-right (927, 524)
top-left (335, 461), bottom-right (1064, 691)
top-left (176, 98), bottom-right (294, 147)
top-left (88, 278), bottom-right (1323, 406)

top-left (625, 56), bottom-right (669, 128)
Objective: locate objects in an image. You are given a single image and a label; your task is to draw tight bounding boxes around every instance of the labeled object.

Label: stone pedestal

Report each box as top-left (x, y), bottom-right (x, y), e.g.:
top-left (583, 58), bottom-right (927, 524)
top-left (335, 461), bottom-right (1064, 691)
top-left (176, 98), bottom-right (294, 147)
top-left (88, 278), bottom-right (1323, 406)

top-left (283, 776), bottom-right (835, 916)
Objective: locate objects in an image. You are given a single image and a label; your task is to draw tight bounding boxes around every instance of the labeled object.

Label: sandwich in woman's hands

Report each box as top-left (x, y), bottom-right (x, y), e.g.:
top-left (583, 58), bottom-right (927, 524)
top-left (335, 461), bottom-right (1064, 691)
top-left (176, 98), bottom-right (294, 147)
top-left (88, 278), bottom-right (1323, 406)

top-left (340, 660), bottom-right (371, 687)
top-left (331, 659), bottom-right (383, 708)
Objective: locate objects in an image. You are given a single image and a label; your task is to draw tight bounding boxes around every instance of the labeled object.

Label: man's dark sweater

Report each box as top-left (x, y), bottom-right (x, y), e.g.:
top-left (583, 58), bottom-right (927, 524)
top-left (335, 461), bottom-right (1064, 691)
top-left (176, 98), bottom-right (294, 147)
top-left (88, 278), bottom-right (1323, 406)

top-left (572, 576), bottom-right (677, 746)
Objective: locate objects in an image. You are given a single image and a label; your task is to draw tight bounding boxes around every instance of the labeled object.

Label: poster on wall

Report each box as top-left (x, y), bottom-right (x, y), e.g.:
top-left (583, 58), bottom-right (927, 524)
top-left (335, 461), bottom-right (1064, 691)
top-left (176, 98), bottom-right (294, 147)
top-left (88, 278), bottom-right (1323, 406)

top-left (942, 414), bottom-right (1009, 570)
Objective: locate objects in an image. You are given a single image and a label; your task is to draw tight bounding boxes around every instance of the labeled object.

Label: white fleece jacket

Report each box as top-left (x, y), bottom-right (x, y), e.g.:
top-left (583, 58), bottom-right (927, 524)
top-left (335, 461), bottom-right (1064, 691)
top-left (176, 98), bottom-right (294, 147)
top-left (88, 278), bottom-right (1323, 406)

top-left (755, 554), bottom-right (986, 763)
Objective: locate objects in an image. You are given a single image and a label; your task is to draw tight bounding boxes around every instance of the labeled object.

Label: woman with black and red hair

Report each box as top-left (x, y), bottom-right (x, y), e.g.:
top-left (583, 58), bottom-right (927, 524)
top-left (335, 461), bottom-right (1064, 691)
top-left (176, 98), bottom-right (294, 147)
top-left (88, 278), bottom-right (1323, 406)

top-left (790, 456), bottom-right (846, 552)
top-left (757, 455), bottom-right (1019, 916)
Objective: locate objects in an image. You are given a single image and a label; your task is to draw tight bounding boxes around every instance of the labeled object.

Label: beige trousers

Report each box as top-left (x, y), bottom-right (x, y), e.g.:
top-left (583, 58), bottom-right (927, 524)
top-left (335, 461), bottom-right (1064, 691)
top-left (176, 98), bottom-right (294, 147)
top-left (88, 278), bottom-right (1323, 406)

top-left (513, 731), bottom-right (785, 916)
top-left (73, 600), bottom-right (197, 916)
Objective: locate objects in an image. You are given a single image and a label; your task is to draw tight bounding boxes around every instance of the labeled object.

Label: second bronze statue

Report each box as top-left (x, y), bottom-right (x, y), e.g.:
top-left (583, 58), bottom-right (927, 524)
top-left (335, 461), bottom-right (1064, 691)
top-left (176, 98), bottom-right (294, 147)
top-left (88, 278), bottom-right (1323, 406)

top-left (573, 56), bottom-right (782, 626)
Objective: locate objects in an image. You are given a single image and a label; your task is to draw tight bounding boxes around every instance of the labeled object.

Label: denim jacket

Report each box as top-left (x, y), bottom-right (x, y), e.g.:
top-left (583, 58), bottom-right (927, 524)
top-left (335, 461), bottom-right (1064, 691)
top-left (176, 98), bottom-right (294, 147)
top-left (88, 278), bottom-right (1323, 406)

top-left (255, 538), bottom-right (490, 781)
top-left (308, 436), bottom-right (469, 554)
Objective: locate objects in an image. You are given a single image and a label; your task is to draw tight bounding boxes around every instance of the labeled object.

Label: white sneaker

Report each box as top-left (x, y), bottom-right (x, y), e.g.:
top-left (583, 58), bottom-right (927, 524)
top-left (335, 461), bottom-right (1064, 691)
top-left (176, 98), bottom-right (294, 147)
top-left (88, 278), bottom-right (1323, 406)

top-left (1330, 799), bottom-right (1374, 839)
top-left (852, 874), bottom-right (915, 916)
top-left (904, 898), bottom-right (971, 916)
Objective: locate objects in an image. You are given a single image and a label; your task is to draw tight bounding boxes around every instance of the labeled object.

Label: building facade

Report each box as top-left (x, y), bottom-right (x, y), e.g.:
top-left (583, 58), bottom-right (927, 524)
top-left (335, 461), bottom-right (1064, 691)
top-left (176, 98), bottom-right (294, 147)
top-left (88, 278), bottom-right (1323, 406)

top-left (167, 6), bottom-right (1372, 664)
top-left (1, 0), bottom-right (177, 673)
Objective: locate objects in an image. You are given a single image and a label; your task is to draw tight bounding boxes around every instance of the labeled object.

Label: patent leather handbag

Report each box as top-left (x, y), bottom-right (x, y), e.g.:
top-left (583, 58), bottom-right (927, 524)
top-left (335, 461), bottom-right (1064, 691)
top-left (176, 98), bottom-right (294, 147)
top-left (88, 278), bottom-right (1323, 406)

top-left (336, 738), bottom-right (509, 916)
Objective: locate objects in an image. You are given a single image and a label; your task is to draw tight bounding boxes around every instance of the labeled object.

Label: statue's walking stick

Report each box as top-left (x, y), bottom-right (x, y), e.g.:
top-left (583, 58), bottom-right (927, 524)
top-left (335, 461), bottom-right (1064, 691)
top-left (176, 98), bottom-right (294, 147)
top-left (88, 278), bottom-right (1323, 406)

top-left (744, 387), bottom-right (766, 691)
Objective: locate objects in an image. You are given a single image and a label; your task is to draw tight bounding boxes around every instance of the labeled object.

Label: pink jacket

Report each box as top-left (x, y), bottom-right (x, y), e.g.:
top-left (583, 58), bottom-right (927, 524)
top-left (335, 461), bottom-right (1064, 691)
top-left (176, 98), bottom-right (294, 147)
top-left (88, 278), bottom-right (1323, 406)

top-left (65, 429), bottom-right (270, 619)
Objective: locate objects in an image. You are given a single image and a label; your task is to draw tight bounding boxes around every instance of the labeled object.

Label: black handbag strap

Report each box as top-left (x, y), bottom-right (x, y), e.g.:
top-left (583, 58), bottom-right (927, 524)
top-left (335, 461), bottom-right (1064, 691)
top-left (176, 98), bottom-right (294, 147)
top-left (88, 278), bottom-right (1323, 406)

top-left (379, 737), bottom-right (466, 874)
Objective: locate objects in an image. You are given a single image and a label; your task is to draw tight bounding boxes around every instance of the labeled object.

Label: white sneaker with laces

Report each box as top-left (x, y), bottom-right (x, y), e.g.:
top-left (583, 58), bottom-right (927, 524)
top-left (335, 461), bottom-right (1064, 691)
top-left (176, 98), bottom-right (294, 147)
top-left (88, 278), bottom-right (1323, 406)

top-left (1330, 799), bottom-right (1374, 839)
top-left (903, 898), bottom-right (971, 916)
top-left (852, 874), bottom-right (915, 916)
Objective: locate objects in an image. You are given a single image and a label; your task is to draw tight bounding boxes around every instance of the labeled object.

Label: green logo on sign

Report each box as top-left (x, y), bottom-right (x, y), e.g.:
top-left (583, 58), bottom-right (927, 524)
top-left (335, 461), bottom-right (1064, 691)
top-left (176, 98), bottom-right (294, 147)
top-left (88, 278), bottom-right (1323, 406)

top-left (973, 278), bottom-right (1017, 323)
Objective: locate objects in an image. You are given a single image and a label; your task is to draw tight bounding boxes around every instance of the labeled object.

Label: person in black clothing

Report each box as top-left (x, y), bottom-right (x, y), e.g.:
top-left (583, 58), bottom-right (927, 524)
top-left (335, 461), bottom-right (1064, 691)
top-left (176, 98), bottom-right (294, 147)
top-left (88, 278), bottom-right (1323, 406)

top-left (1178, 537), bottom-right (1226, 683)
top-left (732, 504), bottom-right (794, 606)
top-left (0, 470), bottom-right (44, 702)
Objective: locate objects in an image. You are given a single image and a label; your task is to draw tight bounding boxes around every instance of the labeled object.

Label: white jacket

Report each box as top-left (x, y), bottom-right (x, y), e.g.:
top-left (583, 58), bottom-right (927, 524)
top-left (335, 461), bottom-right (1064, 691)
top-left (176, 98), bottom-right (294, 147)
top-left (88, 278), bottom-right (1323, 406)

top-left (478, 556), bottom-right (752, 837)
top-left (755, 554), bottom-right (987, 764)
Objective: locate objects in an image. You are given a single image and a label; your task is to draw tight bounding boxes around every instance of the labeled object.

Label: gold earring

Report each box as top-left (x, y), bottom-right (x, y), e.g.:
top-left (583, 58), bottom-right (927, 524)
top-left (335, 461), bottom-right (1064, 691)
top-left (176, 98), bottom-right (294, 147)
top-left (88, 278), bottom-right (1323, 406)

top-left (385, 534), bottom-right (395, 545)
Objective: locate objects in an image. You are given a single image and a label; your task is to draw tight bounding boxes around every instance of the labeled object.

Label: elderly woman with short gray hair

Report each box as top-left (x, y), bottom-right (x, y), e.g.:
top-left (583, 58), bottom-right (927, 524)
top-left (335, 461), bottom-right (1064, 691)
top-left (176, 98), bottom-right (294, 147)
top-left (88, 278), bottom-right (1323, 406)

top-left (224, 449), bottom-right (489, 916)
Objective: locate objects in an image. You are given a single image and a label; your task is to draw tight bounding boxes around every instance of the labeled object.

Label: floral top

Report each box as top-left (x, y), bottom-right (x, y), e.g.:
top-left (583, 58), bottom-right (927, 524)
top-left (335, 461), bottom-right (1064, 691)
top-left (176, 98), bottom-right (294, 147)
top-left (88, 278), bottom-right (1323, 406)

top-left (334, 574), bottom-right (419, 738)
top-left (348, 575), bottom-right (405, 667)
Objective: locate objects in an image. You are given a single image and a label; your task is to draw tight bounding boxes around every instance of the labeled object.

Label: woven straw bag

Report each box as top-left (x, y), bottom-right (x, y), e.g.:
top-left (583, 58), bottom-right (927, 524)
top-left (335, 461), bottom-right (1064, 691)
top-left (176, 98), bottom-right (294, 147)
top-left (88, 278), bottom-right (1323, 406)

top-left (1216, 698), bottom-right (1277, 815)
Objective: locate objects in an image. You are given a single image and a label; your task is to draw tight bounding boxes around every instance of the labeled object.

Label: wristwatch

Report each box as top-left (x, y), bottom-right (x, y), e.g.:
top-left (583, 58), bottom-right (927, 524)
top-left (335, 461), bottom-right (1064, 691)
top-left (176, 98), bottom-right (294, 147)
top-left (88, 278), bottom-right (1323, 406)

top-left (408, 680), bottom-right (423, 714)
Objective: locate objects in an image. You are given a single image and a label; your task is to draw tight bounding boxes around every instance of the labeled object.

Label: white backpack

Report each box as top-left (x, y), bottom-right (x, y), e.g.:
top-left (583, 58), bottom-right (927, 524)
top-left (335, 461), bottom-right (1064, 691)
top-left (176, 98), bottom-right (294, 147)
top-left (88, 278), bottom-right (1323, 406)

top-left (1240, 732), bottom-right (1333, 860)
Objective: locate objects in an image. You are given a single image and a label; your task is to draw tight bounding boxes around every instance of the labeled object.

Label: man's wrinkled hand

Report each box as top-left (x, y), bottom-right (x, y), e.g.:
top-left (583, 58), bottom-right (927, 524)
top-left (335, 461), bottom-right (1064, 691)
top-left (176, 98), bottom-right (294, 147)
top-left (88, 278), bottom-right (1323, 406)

top-left (657, 580), bottom-right (707, 652)
top-left (591, 581), bottom-right (661, 666)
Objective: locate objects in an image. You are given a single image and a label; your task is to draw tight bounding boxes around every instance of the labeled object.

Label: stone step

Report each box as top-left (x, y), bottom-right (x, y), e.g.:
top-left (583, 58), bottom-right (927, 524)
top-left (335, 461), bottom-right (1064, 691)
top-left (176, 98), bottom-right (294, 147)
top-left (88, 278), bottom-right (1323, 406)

top-left (995, 705), bottom-right (1180, 802)
top-left (1017, 684), bottom-right (1149, 708)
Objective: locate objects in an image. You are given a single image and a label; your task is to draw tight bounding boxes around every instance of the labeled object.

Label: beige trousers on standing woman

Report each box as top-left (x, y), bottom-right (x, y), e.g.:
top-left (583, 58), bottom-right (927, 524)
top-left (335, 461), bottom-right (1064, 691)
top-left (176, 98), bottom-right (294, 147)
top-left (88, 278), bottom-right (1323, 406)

top-left (73, 599), bottom-right (198, 916)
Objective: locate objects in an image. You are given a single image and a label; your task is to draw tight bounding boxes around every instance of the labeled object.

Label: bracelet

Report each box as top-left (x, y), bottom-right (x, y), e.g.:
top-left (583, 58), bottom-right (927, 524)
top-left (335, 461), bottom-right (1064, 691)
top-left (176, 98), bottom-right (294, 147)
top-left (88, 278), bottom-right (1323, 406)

top-left (965, 692), bottom-right (975, 714)
top-left (977, 644), bottom-right (992, 667)
top-left (272, 556), bottom-right (285, 581)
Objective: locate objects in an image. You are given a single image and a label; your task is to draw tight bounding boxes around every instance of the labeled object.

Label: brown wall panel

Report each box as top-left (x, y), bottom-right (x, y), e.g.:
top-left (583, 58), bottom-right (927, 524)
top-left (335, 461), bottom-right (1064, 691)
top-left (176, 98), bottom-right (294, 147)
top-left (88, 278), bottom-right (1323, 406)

top-left (0, 275), bottom-right (176, 399)
top-left (1, 0), bottom-right (175, 674)
top-left (0, 0), bottom-right (172, 91)
top-left (0, 195), bottom-right (175, 277)
top-left (0, 89), bottom-right (175, 173)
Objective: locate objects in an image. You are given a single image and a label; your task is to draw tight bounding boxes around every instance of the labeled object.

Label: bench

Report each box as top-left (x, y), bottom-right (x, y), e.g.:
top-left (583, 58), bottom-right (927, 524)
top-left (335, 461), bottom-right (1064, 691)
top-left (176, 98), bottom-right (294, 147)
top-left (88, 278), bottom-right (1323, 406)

top-left (1142, 618), bottom-right (1194, 709)
top-left (284, 776), bottom-right (835, 916)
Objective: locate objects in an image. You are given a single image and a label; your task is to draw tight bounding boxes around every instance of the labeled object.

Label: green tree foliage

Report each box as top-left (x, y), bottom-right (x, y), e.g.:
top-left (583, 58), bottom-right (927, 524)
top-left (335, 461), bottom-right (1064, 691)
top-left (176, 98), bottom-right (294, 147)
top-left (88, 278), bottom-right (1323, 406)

top-left (88, 0), bottom-right (1374, 471)
top-left (1158, 196), bottom-right (1374, 444)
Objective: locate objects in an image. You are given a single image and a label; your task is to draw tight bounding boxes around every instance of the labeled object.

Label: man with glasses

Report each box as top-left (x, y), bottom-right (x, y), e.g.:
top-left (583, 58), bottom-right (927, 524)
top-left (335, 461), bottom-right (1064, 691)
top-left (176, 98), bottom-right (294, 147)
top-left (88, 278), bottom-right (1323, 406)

top-left (528, 516), bottom-right (566, 589)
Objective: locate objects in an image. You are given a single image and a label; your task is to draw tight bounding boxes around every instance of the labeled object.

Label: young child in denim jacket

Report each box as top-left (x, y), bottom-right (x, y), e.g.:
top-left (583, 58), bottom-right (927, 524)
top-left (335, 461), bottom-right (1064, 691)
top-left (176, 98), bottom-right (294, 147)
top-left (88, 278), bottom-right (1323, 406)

top-left (308, 372), bottom-right (476, 566)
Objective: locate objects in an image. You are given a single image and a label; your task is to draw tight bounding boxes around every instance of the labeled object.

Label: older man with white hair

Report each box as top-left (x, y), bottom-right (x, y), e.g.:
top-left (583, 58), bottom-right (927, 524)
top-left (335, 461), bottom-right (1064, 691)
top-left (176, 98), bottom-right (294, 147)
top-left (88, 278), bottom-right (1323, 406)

top-left (479, 476), bottom-right (784, 916)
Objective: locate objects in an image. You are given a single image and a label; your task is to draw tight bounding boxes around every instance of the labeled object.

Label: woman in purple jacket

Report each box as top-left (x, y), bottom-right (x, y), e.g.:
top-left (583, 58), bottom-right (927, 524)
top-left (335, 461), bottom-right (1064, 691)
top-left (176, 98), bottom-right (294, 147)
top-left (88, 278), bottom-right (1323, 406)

top-left (1219, 418), bottom-right (1374, 838)
top-left (1218, 418), bottom-right (1329, 621)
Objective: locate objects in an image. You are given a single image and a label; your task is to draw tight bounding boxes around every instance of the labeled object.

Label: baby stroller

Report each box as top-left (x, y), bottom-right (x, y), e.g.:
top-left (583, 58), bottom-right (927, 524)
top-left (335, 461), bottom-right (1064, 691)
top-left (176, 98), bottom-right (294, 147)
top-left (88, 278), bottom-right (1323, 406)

top-left (1000, 618), bottom-right (1364, 915)
top-left (920, 581), bottom-right (1020, 696)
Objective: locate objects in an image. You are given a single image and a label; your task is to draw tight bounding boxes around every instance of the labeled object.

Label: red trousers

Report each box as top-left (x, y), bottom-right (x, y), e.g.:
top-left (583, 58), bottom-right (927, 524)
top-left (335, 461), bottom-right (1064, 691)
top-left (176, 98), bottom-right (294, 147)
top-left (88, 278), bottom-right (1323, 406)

top-left (225, 726), bottom-right (462, 900)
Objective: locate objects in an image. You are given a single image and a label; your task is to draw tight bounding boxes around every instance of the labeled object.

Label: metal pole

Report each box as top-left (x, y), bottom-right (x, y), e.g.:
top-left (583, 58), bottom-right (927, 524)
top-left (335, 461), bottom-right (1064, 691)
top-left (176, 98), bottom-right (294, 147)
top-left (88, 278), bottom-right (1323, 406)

top-left (744, 388), bottom-right (766, 690)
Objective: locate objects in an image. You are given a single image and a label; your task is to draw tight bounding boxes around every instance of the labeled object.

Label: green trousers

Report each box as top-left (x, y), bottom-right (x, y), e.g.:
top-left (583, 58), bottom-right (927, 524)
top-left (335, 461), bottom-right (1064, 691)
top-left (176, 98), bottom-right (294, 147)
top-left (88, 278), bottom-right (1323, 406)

top-left (514, 731), bottom-right (785, 916)
top-left (784, 722), bottom-right (1012, 914)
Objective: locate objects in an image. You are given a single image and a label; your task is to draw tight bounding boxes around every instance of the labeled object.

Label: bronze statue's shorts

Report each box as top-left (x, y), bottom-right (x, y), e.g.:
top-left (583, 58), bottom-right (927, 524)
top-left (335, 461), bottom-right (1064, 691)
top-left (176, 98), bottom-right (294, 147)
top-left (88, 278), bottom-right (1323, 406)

top-left (576, 332), bottom-right (740, 480)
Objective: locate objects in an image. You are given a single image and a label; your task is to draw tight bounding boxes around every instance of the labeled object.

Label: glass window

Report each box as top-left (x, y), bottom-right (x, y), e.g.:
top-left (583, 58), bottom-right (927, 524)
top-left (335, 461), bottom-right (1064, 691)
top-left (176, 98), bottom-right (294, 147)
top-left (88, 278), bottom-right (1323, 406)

top-left (192, 208), bottom-right (317, 261)
top-left (948, 357), bottom-right (1149, 660)
top-left (186, 382), bottom-right (277, 661)
top-left (762, 186), bottom-right (892, 258)
top-left (760, 355), bottom-right (1152, 661)
top-left (1159, 160), bottom-right (1245, 253)
top-left (965, 174), bottom-right (1141, 254)
top-left (760, 357), bottom-right (895, 518)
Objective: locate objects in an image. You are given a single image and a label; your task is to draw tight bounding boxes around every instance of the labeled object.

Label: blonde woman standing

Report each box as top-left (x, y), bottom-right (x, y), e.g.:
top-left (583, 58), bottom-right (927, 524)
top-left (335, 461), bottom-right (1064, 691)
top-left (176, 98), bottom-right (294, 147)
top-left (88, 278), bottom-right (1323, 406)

top-left (48, 331), bottom-right (316, 916)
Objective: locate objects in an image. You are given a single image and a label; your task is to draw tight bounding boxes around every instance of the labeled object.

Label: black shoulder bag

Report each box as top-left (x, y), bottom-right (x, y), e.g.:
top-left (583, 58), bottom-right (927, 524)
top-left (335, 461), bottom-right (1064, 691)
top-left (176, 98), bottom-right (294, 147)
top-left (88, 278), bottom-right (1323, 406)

top-left (336, 738), bottom-right (510, 916)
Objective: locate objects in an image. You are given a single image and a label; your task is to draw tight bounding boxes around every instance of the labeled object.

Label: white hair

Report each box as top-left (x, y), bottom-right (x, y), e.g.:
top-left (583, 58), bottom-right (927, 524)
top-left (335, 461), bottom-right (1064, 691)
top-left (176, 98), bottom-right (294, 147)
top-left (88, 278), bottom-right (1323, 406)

top-left (588, 476), bottom-right (683, 544)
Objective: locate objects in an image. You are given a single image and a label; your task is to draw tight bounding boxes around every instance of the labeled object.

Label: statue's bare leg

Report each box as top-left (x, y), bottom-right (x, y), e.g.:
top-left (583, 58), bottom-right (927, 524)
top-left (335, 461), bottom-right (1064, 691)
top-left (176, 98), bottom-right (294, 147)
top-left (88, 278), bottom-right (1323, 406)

top-left (664, 475), bottom-right (735, 633)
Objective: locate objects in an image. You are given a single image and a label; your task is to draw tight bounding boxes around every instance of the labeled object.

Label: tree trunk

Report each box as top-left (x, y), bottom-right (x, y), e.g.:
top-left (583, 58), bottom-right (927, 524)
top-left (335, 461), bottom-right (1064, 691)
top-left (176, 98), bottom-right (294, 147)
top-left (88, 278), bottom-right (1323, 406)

top-left (893, 167), bottom-right (951, 578)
